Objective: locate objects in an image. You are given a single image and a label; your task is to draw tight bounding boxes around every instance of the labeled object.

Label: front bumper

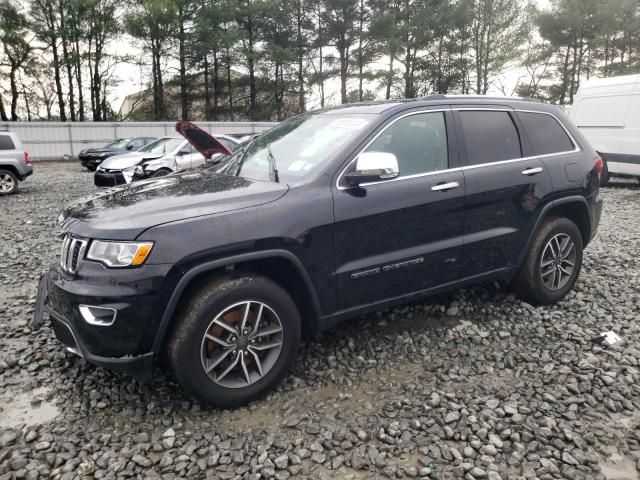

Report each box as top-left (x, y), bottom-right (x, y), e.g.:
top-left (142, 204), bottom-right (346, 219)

top-left (80, 156), bottom-right (106, 168)
top-left (94, 170), bottom-right (126, 187)
top-left (32, 262), bottom-right (181, 381)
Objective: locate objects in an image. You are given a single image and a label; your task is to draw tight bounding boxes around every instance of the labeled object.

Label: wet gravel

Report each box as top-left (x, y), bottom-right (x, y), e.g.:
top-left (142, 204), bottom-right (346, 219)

top-left (1, 162), bottom-right (640, 480)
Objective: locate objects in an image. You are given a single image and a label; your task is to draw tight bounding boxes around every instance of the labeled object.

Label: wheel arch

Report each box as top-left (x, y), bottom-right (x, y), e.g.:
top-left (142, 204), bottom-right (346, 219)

top-left (0, 165), bottom-right (20, 179)
top-left (152, 250), bottom-right (322, 353)
top-left (519, 196), bottom-right (592, 267)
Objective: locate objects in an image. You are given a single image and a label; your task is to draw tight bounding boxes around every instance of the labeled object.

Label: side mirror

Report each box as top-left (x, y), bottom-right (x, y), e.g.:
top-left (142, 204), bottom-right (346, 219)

top-left (177, 148), bottom-right (190, 156)
top-left (344, 152), bottom-right (399, 186)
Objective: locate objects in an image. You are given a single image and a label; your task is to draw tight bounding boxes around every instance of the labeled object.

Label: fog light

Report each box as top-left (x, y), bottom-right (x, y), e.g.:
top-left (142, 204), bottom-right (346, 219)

top-left (79, 305), bottom-right (117, 326)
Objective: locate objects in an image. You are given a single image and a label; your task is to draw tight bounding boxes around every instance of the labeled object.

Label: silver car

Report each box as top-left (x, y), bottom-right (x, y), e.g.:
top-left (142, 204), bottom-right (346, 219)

top-left (94, 135), bottom-right (240, 187)
top-left (0, 131), bottom-right (33, 195)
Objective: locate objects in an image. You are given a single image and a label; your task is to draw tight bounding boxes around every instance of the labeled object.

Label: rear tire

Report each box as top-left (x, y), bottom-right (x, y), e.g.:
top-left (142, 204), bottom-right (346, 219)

top-left (167, 275), bottom-right (301, 407)
top-left (0, 169), bottom-right (18, 195)
top-left (512, 217), bottom-right (583, 305)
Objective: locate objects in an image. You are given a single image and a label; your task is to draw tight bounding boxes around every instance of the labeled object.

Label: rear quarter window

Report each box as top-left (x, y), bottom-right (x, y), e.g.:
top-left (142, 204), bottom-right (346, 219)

top-left (518, 112), bottom-right (575, 155)
top-left (0, 135), bottom-right (16, 150)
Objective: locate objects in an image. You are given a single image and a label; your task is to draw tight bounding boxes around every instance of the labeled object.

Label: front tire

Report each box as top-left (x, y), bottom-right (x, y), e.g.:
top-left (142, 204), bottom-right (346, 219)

top-left (512, 217), bottom-right (583, 305)
top-left (167, 275), bottom-right (301, 408)
top-left (0, 169), bottom-right (18, 195)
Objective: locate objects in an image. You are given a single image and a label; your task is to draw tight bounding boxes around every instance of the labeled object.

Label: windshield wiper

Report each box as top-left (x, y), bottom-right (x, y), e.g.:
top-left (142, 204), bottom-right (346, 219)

top-left (266, 144), bottom-right (279, 183)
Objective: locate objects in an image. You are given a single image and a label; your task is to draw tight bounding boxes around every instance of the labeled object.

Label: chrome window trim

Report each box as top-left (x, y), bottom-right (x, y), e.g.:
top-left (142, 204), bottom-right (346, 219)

top-left (335, 107), bottom-right (581, 191)
top-left (336, 109), bottom-right (450, 190)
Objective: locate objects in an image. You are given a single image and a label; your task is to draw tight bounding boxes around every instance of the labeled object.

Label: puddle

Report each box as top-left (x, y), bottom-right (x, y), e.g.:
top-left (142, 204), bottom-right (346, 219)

top-left (600, 453), bottom-right (640, 480)
top-left (0, 387), bottom-right (59, 428)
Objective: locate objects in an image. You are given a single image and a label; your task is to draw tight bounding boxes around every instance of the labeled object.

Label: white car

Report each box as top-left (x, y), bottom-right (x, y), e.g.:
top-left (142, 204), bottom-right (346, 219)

top-left (569, 74), bottom-right (640, 185)
top-left (94, 135), bottom-right (240, 187)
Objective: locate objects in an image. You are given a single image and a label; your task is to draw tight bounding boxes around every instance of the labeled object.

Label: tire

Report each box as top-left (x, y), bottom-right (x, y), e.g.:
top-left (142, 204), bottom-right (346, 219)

top-left (0, 169), bottom-right (18, 195)
top-left (86, 165), bottom-right (97, 172)
top-left (512, 217), bottom-right (583, 305)
top-left (167, 275), bottom-right (301, 407)
top-left (151, 169), bottom-right (171, 178)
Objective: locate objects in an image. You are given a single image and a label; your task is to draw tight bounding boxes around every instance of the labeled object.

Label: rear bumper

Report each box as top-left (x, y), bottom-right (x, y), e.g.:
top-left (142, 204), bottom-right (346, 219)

top-left (588, 190), bottom-right (603, 242)
top-left (94, 170), bottom-right (126, 187)
top-left (18, 165), bottom-right (33, 181)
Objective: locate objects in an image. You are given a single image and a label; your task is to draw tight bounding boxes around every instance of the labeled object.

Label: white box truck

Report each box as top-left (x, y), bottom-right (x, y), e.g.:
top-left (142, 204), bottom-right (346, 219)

top-left (569, 74), bottom-right (640, 185)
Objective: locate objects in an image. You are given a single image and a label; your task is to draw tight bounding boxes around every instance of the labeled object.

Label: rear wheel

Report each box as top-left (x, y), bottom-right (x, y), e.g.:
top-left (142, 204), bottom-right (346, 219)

top-left (151, 169), bottom-right (171, 178)
top-left (512, 217), bottom-right (583, 305)
top-left (0, 169), bottom-right (18, 195)
top-left (167, 275), bottom-right (301, 407)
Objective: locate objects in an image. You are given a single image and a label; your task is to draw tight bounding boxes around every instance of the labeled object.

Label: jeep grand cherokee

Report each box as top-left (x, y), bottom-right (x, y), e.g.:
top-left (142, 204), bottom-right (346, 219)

top-left (33, 97), bottom-right (603, 407)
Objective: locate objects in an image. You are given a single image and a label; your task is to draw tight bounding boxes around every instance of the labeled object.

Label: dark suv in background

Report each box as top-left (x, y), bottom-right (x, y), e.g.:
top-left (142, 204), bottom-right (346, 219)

top-left (79, 137), bottom-right (156, 171)
top-left (33, 97), bottom-right (603, 407)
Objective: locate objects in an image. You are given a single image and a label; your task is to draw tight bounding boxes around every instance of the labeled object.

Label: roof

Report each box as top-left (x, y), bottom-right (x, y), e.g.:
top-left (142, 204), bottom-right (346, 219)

top-left (315, 95), bottom-right (546, 116)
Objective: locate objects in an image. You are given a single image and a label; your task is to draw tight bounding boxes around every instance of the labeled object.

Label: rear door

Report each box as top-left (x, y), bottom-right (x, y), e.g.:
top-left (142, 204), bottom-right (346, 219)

top-left (332, 108), bottom-right (467, 310)
top-left (454, 107), bottom-right (553, 277)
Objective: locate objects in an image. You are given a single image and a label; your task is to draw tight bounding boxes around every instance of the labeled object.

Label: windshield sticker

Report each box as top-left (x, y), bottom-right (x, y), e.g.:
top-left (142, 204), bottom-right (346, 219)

top-left (328, 118), bottom-right (369, 130)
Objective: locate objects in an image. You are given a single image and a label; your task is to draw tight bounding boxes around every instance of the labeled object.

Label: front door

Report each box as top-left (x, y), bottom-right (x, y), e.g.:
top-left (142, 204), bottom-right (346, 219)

top-left (332, 109), bottom-right (466, 310)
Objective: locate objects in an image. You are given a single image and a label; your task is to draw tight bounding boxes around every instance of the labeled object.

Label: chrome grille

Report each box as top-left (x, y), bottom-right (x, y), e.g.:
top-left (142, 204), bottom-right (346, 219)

top-left (60, 235), bottom-right (88, 274)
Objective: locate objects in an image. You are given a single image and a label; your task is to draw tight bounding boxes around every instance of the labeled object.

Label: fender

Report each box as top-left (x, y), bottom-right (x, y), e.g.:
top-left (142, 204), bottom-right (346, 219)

top-left (151, 249), bottom-right (322, 352)
top-left (518, 195), bottom-right (591, 267)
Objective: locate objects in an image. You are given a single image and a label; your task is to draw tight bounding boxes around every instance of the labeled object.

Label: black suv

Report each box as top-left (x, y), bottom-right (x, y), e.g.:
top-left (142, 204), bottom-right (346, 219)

top-left (33, 97), bottom-right (603, 407)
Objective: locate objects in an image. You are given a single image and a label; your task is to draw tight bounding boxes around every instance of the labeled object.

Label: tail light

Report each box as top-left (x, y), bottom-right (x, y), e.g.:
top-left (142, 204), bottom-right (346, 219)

top-left (594, 155), bottom-right (603, 176)
top-left (24, 152), bottom-right (31, 165)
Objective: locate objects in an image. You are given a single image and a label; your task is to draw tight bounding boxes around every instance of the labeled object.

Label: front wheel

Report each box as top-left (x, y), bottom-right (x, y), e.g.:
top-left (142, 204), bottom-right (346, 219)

top-left (167, 275), bottom-right (301, 407)
top-left (512, 217), bottom-right (584, 305)
top-left (0, 169), bottom-right (18, 195)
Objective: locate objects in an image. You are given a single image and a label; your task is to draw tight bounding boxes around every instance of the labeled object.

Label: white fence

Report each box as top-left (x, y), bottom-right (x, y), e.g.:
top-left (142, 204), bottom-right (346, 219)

top-left (0, 121), bottom-right (278, 160)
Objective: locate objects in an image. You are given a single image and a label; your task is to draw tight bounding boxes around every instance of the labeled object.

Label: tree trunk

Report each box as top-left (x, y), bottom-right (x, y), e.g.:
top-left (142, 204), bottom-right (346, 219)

top-left (179, 9), bottom-right (188, 121)
top-left (246, 18), bottom-right (257, 118)
top-left (52, 38), bottom-right (66, 121)
top-left (204, 55), bottom-right (211, 121)
top-left (296, 0), bottom-right (305, 113)
top-left (213, 50), bottom-right (220, 120)
top-left (386, 54), bottom-right (394, 99)
top-left (226, 48), bottom-right (234, 121)
top-left (9, 67), bottom-right (19, 121)
top-left (0, 92), bottom-right (8, 121)
top-left (59, 0), bottom-right (76, 121)
top-left (23, 87), bottom-right (32, 121)
top-left (559, 44), bottom-right (571, 105)
top-left (338, 33), bottom-right (348, 104)
top-left (357, 0), bottom-right (364, 102)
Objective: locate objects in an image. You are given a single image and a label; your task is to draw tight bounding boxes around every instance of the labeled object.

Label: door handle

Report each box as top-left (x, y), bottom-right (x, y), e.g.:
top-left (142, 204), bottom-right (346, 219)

top-left (522, 167), bottom-right (543, 176)
top-left (431, 181), bottom-right (459, 192)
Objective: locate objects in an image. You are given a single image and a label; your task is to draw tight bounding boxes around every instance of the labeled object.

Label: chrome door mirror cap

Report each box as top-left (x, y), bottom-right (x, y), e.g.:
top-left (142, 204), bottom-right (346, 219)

top-left (344, 152), bottom-right (400, 186)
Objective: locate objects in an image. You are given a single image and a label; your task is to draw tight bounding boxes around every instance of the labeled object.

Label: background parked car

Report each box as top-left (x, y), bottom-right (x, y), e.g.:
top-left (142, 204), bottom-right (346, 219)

top-left (79, 137), bottom-right (156, 171)
top-left (94, 135), bottom-right (240, 187)
top-left (0, 130), bottom-right (32, 195)
top-left (569, 74), bottom-right (640, 186)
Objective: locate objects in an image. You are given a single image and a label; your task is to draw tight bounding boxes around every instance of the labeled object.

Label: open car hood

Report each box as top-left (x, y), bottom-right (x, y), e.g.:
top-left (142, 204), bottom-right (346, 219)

top-left (176, 121), bottom-right (232, 159)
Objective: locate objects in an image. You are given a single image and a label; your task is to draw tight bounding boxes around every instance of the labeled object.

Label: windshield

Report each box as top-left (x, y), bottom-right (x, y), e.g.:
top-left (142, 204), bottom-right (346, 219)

top-left (106, 138), bottom-right (129, 149)
top-left (139, 138), bottom-right (183, 155)
top-left (221, 113), bottom-right (376, 182)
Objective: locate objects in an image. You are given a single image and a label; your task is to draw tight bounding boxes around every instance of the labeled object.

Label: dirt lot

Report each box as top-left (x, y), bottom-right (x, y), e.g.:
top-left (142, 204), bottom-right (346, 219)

top-left (1, 162), bottom-right (639, 480)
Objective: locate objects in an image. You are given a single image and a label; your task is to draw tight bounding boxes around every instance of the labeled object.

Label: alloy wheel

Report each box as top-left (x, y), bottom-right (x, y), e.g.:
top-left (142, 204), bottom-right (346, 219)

top-left (200, 301), bottom-right (284, 388)
top-left (0, 174), bottom-right (15, 193)
top-left (540, 233), bottom-right (576, 290)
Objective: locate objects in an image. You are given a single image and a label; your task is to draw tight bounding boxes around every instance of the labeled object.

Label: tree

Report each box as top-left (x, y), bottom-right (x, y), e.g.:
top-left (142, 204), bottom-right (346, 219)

top-left (126, 0), bottom-right (176, 120)
top-left (0, 0), bottom-right (33, 120)
top-left (322, 0), bottom-right (358, 103)
top-left (471, 0), bottom-right (528, 94)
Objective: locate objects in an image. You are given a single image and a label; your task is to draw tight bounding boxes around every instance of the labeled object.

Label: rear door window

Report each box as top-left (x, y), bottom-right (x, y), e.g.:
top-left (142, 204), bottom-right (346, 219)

top-left (459, 111), bottom-right (522, 165)
top-left (0, 135), bottom-right (16, 150)
top-left (518, 112), bottom-right (574, 155)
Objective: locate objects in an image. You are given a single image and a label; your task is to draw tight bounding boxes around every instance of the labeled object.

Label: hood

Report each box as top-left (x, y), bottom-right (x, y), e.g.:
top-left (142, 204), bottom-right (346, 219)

top-left (99, 152), bottom-right (163, 170)
top-left (59, 170), bottom-right (288, 239)
top-left (176, 121), bottom-right (232, 159)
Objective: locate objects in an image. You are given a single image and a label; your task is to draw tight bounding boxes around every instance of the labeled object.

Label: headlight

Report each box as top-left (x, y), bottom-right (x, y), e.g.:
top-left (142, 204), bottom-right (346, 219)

top-left (135, 165), bottom-right (144, 175)
top-left (87, 240), bottom-right (154, 267)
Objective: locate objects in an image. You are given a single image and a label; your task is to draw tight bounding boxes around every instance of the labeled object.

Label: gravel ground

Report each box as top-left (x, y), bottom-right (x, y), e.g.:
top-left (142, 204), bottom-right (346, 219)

top-left (1, 162), bottom-right (640, 480)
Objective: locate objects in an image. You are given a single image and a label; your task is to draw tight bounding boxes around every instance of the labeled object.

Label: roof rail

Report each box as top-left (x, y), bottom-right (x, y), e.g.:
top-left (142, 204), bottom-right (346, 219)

top-left (436, 94), bottom-right (542, 103)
